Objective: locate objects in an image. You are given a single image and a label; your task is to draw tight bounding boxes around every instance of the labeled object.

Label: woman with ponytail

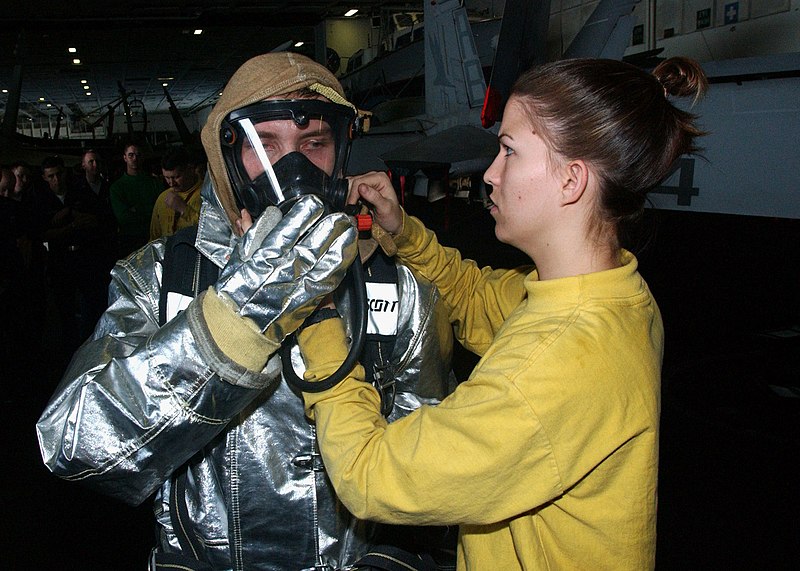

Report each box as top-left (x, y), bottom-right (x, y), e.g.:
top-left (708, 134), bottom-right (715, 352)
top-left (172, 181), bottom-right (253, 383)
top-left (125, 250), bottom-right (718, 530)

top-left (298, 57), bottom-right (708, 570)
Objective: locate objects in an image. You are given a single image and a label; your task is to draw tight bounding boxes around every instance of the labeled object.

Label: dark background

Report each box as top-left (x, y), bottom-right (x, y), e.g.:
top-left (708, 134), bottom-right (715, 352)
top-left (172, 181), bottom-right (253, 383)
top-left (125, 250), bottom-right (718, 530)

top-left (3, 201), bottom-right (798, 569)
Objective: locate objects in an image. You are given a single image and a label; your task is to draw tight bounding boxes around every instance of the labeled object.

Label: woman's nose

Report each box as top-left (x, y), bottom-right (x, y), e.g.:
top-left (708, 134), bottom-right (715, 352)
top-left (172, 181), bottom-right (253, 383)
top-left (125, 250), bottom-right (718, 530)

top-left (483, 156), bottom-right (500, 189)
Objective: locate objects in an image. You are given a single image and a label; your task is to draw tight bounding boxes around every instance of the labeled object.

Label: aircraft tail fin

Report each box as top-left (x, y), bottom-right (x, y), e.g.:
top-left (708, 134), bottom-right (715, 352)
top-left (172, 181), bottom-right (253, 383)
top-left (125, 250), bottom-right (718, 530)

top-left (481, 0), bottom-right (551, 128)
top-left (563, 0), bottom-right (641, 60)
top-left (424, 0), bottom-right (486, 122)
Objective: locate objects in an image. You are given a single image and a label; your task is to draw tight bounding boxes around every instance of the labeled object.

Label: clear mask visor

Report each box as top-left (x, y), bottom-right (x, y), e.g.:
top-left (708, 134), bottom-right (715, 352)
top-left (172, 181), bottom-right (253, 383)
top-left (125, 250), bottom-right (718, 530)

top-left (221, 99), bottom-right (355, 216)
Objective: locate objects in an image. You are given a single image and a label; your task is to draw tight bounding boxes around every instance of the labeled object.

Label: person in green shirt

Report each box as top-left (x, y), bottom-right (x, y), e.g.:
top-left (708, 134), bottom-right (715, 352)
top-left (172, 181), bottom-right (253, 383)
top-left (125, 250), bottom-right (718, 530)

top-left (110, 142), bottom-right (163, 257)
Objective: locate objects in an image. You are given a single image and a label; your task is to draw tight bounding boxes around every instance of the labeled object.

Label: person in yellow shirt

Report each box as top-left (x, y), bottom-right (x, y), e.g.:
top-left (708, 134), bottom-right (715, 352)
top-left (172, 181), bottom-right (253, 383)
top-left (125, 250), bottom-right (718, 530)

top-left (298, 57), bottom-right (709, 570)
top-left (150, 146), bottom-right (202, 240)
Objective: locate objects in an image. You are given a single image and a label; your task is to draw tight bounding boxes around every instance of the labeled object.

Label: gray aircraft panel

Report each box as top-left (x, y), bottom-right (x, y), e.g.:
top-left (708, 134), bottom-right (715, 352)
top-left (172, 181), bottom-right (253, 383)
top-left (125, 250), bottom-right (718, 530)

top-left (650, 53), bottom-right (800, 219)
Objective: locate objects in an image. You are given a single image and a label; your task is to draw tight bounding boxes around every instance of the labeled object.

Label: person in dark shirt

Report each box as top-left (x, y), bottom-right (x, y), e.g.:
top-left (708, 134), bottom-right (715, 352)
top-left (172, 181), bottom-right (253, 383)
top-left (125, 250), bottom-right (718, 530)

top-left (75, 149), bottom-right (117, 271)
top-left (0, 167), bottom-right (27, 382)
top-left (41, 155), bottom-right (108, 361)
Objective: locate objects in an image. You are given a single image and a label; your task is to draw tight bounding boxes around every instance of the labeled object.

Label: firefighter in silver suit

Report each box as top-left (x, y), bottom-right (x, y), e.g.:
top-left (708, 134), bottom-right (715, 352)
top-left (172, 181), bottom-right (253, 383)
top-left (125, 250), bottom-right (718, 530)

top-left (37, 52), bottom-right (455, 571)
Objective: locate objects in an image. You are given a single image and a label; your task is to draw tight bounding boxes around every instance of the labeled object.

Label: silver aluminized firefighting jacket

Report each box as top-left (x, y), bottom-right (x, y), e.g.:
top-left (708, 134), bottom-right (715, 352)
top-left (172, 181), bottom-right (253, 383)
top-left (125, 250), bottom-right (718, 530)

top-left (36, 176), bottom-right (455, 570)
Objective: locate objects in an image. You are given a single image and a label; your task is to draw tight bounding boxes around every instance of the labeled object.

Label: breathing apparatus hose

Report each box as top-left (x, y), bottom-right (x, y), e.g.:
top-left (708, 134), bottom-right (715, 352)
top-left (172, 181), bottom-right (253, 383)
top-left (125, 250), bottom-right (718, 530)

top-left (280, 204), bottom-right (369, 393)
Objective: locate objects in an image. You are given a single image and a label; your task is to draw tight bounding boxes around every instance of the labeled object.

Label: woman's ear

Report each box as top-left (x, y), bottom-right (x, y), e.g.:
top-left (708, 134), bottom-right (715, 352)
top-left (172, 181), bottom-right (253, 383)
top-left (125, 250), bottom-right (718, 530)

top-left (560, 160), bottom-right (590, 206)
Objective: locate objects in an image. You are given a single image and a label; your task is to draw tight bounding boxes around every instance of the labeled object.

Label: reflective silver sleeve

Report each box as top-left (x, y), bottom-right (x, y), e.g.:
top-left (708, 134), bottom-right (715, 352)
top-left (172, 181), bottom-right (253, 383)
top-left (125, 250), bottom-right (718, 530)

top-left (36, 242), bottom-right (281, 505)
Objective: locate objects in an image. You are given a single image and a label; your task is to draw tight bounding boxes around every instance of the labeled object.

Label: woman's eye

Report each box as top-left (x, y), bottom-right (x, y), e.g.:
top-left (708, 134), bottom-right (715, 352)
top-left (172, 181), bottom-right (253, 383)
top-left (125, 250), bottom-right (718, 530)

top-left (503, 146), bottom-right (514, 157)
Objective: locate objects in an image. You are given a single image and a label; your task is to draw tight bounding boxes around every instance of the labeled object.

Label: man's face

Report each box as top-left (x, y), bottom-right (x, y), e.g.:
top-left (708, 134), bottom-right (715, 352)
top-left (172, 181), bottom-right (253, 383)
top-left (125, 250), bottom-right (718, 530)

top-left (240, 116), bottom-right (337, 180)
top-left (123, 146), bottom-right (141, 174)
top-left (12, 166), bottom-right (31, 194)
top-left (82, 152), bottom-right (100, 177)
top-left (0, 170), bottom-right (13, 197)
top-left (43, 165), bottom-right (68, 195)
top-left (162, 165), bottom-right (197, 193)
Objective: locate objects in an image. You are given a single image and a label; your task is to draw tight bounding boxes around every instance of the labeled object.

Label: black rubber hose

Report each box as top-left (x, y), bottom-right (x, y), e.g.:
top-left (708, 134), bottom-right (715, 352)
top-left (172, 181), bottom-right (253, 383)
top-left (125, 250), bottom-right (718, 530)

top-left (281, 256), bottom-right (368, 392)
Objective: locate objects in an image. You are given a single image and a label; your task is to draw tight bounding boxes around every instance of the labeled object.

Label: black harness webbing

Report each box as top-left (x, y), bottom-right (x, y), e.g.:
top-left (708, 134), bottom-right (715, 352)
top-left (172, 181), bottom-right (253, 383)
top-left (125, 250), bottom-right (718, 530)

top-left (158, 225), bottom-right (219, 328)
top-left (156, 226), bottom-right (217, 569)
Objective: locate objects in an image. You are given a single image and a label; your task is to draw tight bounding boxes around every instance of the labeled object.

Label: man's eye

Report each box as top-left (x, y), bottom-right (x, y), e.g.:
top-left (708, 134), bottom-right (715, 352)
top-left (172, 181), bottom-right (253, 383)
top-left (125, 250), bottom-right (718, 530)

top-left (259, 140), bottom-right (277, 152)
top-left (305, 138), bottom-right (332, 150)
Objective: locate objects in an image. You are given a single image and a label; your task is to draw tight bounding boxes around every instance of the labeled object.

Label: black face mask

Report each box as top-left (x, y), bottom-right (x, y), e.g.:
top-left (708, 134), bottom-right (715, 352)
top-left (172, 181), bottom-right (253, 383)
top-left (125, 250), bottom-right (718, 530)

top-left (240, 151), bottom-right (348, 215)
top-left (220, 99), bottom-right (359, 219)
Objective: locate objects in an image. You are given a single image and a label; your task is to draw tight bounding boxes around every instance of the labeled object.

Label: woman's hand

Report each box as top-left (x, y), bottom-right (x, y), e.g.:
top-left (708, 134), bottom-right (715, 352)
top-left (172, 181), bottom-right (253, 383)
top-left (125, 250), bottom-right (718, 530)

top-left (347, 171), bottom-right (403, 235)
top-left (235, 208), bottom-right (253, 236)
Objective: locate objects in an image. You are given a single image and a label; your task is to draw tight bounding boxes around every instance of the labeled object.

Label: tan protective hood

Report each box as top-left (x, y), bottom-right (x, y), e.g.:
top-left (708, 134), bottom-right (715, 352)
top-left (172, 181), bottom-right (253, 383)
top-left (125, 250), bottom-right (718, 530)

top-left (201, 52), bottom-right (351, 227)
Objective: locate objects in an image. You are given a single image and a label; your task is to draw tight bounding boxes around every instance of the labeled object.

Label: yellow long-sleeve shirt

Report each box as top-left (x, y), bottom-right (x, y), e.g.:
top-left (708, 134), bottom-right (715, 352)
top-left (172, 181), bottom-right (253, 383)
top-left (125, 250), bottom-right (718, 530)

top-left (301, 213), bottom-right (663, 570)
top-left (149, 180), bottom-right (202, 240)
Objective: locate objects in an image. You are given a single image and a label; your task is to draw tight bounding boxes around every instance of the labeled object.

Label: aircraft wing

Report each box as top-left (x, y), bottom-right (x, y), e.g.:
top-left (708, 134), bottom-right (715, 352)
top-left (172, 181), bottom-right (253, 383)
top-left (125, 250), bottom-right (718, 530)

top-left (379, 125), bottom-right (498, 177)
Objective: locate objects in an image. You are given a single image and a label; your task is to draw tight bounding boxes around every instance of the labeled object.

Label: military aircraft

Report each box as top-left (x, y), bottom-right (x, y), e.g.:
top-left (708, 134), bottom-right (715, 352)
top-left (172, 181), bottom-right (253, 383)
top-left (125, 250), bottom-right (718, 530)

top-left (343, 0), bottom-right (799, 221)
top-left (1, 29), bottom-right (196, 167)
top-left (649, 52), bottom-right (800, 219)
top-left (2, 66), bottom-right (143, 167)
top-left (344, 0), bottom-right (642, 205)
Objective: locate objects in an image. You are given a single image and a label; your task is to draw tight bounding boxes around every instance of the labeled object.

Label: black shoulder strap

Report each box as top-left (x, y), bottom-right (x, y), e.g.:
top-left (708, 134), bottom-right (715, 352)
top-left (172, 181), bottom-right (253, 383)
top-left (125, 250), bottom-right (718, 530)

top-left (157, 225), bottom-right (218, 563)
top-left (361, 250), bottom-right (400, 416)
top-left (158, 225), bottom-right (219, 326)
top-left (363, 248), bottom-right (399, 344)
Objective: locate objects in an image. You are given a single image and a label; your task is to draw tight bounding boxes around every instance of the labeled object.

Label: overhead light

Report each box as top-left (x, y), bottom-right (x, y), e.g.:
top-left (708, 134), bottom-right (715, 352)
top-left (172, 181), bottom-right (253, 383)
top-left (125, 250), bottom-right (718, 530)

top-left (83, 85), bottom-right (90, 90)
top-left (80, 79), bottom-right (87, 84)
top-left (39, 97), bottom-right (45, 101)
top-left (162, 82), bottom-right (169, 87)
top-left (344, 9), bottom-right (359, 17)
top-left (86, 92), bottom-right (92, 96)
top-left (294, 41), bottom-right (304, 47)
top-left (157, 77), bottom-right (175, 81)
top-left (72, 58), bottom-right (81, 65)
top-left (2, 89), bottom-right (7, 93)
top-left (47, 103), bottom-right (52, 107)
top-left (68, 47), bottom-right (77, 53)
top-left (194, 29), bottom-right (203, 35)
